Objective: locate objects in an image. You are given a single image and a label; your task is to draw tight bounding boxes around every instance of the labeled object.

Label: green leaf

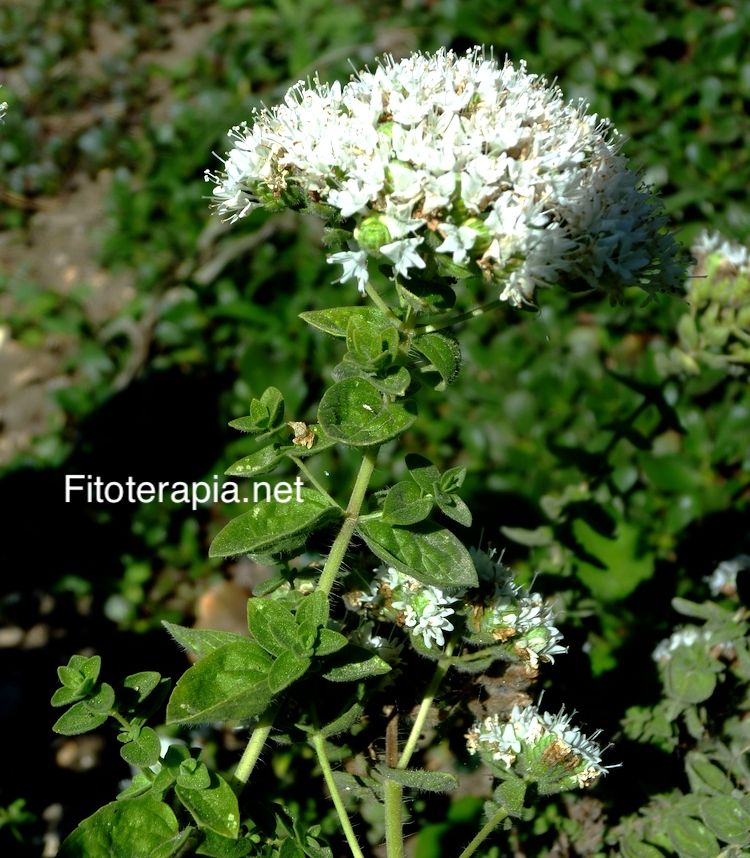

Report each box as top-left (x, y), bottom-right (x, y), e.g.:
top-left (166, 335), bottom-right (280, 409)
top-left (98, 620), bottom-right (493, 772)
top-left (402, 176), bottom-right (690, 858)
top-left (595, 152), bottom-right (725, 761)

top-left (405, 454), bottom-right (441, 493)
top-left (322, 646), bottom-right (391, 682)
top-left (500, 525), bottom-right (554, 547)
top-left (412, 332), bottom-right (461, 389)
top-left (225, 445), bottom-right (286, 478)
top-left (357, 519), bottom-right (477, 589)
top-left (572, 513), bottom-right (654, 602)
top-left (382, 480), bottom-right (433, 526)
top-left (51, 686), bottom-right (85, 707)
top-left (176, 773), bottom-right (240, 839)
top-left (121, 726), bottom-right (162, 769)
top-left (700, 796), bottom-right (750, 845)
top-left (196, 831), bottom-right (256, 857)
top-left (299, 307), bottom-right (392, 338)
top-left (295, 591), bottom-right (330, 628)
top-left (209, 489), bottom-right (341, 558)
top-left (317, 697), bottom-right (365, 739)
top-left (268, 650), bottom-right (312, 694)
top-left (619, 837), bottom-right (666, 858)
top-left (368, 366), bottom-right (411, 397)
top-left (686, 752), bottom-right (736, 796)
top-left (439, 466), bottom-right (466, 493)
top-left (346, 315), bottom-right (399, 370)
top-left (84, 682), bottom-right (116, 714)
top-left (53, 701), bottom-right (109, 735)
top-left (58, 797), bottom-right (185, 858)
top-left (163, 622), bottom-right (245, 659)
top-left (260, 387), bottom-right (285, 429)
top-left (177, 758), bottom-right (212, 791)
top-left (435, 493), bottom-right (472, 527)
top-left (315, 628), bottom-right (348, 657)
top-left (247, 598), bottom-right (302, 656)
top-left (665, 813), bottom-right (719, 858)
top-left (122, 672), bottom-right (162, 705)
top-left (665, 651), bottom-right (717, 704)
top-left (318, 377), bottom-right (416, 447)
top-left (166, 641), bottom-right (273, 725)
top-left (377, 766), bottom-right (458, 793)
top-left (493, 776), bottom-right (527, 817)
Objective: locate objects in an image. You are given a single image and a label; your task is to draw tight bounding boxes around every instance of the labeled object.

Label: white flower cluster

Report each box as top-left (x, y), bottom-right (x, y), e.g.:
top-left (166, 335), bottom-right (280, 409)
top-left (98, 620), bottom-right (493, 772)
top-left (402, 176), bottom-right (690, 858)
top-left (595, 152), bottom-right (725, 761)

top-left (652, 624), bottom-right (736, 663)
top-left (692, 232), bottom-right (750, 275)
top-left (466, 703), bottom-right (607, 789)
top-left (469, 549), bottom-right (567, 667)
top-left (207, 47), bottom-right (685, 305)
top-left (348, 566), bottom-right (457, 649)
top-left (705, 554), bottom-right (750, 598)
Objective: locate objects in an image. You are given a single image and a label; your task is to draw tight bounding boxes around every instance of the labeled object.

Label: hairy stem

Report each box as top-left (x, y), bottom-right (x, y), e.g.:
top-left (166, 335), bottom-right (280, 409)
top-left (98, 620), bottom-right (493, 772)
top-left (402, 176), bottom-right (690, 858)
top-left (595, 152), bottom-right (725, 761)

top-left (457, 805), bottom-right (509, 858)
top-left (384, 707), bottom-right (405, 858)
top-left (312, 733), bottom-right (366, 858)
top-left (233, 721), bottom-right (273, 788)
top-left (318, 448), bottom-right (378, 596)
top-left (397, 640), bottom-right (455, 769)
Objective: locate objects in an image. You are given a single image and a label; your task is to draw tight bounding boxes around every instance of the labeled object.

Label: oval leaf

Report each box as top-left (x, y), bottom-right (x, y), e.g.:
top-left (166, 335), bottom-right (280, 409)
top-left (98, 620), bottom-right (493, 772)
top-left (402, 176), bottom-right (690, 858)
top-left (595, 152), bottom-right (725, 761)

top-left (58, 797), bottom-right (182, 858)
top-left (53, 701), bottom-right (109, 736)
top-left (166, 641), bottom-right (273, 725)
top-left (209, 489), bottom-right (341, 558)
top-left (121, 726), bottom-right (162, 768)
top-left (176, 773), bottom-right (240, 840)
top-left (318, 377), bottom-right (416, 447)
top-left (299, 307), bottom-right (392, 338)
top-left (382, 481), bottom-right (433, 526)
top-left (377, 766), bottom-right (458, 793)
top-left (666, 813), bottom-right (719, 858)
top-left (357, 520), bottom-right (477, 589)
top-left (322, 646), bottom-right (391, 682)
top-left (225, 445), bottom-right (286, 478)
top-left (247, 598), bottom-right (301, 656)
top-left (163, 622), bottom-right (245, 660)
top-left (699, 796), bottom-right (750, 845)
top-left (268, 650), bottom-right (311, 694)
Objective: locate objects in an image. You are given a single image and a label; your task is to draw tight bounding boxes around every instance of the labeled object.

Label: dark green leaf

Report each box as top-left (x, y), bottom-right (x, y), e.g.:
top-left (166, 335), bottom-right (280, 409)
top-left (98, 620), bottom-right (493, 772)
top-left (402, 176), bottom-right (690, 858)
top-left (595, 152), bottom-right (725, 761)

top-left (268, 650), bottom-right (311, 694)
top-left (439, 466), bottom-right (466, 493)
top-left (700, 796), bottom-right (750, 845)
top-left (412, 332), bottom-right (461, 389)
top-left (84, 682), bottom-right (116, 714)
top-left (686, 752), bottom-right (736, 795)
top-left (176, 773), bottom-right (240, 839)
top-left (121, 726), bottom-right (162, 769)
top-left (196, 831), bottom-right (255, 857)
top-left (166, 641), bottom-right (273, 725)
top-left (619, 837), bottom-right (665, 858)
top-left (317, 698), bottom-right (365, 739)
top-left (299, 307), bottom-right (392, 338)
top-left (209, 489), bottom-right (341, 558)
top-left (493, 775), bottom-right (527, 817)
top-left (376, 766), bottom-right (458, 793)
top-left (368, 366), bottom-right (411, 396)
top-left (322, 646), bottom-right (391, 682)
top-left (57, 797), bottom-right (184, 858)
top-left (405, 454), bottom-right (440, 493)
top-left (122, 672), bottom-right (162, 705)
top-left (53, 701), bottom-right (109, 736)
top-left (435, 493), bottom-right (472, 527)
top-left (163, 622), bottom-right (245, 660)
top-left (295, 591), bottom-right (330, 628)
top-left (260, 387), bottom-right (285, 429)
top-left (382, 480), bottom-right (433, 526)
top-left (318, 377), bottom-right (416, 447)
top-left (357, 520), bottom-right (477, 589)
top-left (346, 315), bottom-right (398, 369)
top-left (225, 445), bottom-right (286, 478)
top-left (247, 598), bottom-right (302, 656)
top-left (665, 651), bottom-right (717, 704)
top-left (315, 628), bottom-right (348, 657)
top-left (177, 759), bottom-right (211, 791)
top-left (665, 813), bottom-right (719, 858)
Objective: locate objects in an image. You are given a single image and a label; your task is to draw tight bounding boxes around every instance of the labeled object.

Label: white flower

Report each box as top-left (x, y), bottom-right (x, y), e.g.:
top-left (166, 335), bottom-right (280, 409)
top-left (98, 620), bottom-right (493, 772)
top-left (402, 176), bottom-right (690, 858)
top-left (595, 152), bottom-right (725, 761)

top-left (326, 250), bottom-right (369, 293)
top-left (380, 238), bottom-right (426, 278)
top-left (208, 47), bottom-right (685, 302)
top-left (705, 554), bottom-right (750, 597)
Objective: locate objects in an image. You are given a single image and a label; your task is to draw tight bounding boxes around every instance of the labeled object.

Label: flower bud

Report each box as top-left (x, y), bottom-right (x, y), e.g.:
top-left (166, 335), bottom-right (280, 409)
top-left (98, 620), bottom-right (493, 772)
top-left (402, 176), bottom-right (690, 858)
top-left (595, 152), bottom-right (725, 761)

top-left (354, 216), bottom-right (392, 253)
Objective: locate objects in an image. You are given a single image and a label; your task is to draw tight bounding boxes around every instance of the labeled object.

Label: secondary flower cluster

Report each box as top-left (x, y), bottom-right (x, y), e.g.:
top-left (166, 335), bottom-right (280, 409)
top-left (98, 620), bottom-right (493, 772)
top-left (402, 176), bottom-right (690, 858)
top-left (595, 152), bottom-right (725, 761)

top-left (652, 625), bottom-right (736, 663)
top-left (466, 703), bottom-right (608, 792)
top-left (207, 47), bottom-right (686, 306)
top-left (705, 554), bottom-right (750, 598)
top-left (345, 549), bottom-right (566, 666)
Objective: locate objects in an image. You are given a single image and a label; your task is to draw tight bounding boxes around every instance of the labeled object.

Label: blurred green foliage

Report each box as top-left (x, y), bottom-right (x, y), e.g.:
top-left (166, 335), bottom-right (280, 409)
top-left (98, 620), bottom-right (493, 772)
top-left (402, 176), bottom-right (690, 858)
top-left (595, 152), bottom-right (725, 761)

top-left (1, 0), bottom-right (749, 855)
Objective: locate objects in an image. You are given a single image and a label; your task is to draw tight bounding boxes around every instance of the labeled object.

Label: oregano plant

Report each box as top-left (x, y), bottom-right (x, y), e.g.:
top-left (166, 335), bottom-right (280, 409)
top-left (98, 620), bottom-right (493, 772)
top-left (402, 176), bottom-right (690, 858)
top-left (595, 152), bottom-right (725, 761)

top-left (51, 47), bottom-right (689, 857)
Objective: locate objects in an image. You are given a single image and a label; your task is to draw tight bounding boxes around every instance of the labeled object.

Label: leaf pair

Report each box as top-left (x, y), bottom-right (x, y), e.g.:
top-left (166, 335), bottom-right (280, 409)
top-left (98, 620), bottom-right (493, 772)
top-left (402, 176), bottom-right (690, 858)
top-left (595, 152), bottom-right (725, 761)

top-left (382, 454), bottom-right (471, 528)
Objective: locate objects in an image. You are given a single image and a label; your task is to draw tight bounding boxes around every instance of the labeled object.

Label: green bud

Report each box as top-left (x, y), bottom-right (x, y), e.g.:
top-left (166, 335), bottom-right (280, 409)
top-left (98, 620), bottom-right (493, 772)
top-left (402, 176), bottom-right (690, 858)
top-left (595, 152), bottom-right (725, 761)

top-left (354, 216), bottom-right (392, 253)
top-left (462, 216), bottom-right (493, 254)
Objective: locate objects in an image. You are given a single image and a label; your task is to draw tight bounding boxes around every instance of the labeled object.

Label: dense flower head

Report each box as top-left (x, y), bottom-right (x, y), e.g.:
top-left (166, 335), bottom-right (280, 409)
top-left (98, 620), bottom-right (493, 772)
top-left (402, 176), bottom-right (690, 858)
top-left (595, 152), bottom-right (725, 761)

top-left (466, 703), bottom-right (608, 791)
top-left (652, 624), bottom-right (736, 663)
top-left (208, 47), bottom-right (686, 305)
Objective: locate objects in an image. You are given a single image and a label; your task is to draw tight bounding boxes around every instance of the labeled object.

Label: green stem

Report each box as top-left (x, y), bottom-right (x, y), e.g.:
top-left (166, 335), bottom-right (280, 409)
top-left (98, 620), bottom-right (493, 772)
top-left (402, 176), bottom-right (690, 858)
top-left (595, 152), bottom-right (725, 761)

top-left (317, 448), bottom-right (378, 596)
top-left (397, 640), bottom-right (455, 769)
top-left (414, 299), bottom-right (505, 334)
top-left (365, 281), bottom-right (398, 320)
top-left (233, 721), bottom-right (273, 788)
top-left (457, 805), bottom-right (509, 858)
top-left (311, 734), bottom-right (366, 858)
top-left (384, 779), bottom-right (405, 858)
top-left (289, 455), bottom-right (337, 505)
